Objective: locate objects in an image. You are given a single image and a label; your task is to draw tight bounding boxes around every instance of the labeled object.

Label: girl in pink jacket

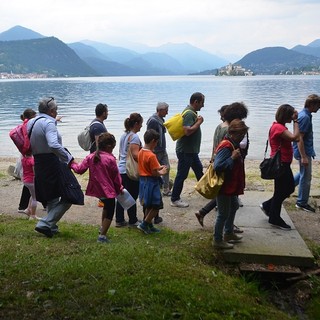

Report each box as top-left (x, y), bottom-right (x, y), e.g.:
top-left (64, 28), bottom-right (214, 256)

top-left (21, 153), bottom-right (38, 220)
top-left (71, 133), bottom-right (123, 243)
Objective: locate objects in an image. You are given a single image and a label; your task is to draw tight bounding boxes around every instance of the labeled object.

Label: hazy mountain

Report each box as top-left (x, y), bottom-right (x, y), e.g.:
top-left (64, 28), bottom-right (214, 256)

top-left (2, 25), bottom-right (320, 76)
top-left (236, 47), bottom-right (320, 74)
top-left (81, 40), bottom-right (227, 74)
top-left (291, 39), bottom-right (320, 58)
top-left (81, 40), bottom-right (139, 64)
top-left (0, 25), bottom-right (45, 41)
top-left (0, 37), bottom-right (96, 76)
top-left (68, 42), bottom-right (112, 60)
top-left (307, 39), bottom-right (320, 48)
top-left (153, 42), bottom-right (228, 71)
top-left (291, 45), bottom-right (320, 58)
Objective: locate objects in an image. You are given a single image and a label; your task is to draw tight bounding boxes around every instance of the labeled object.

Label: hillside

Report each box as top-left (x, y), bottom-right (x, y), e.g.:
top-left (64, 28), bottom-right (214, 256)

top-left (0, 37), bottom-right (97, 77)
top-left (236, 47), bottom-right (320, 75)
top-left (0, 25), bottom-right (45, 41)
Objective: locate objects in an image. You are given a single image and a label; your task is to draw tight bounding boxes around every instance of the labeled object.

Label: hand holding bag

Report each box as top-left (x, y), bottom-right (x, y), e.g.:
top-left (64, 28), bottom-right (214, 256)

top-left (195, 163), bottom-right (224, 199)
top-left (259, 132), bottom-right (284, 180)
top-left (59, 162), bottom-right (84, 205)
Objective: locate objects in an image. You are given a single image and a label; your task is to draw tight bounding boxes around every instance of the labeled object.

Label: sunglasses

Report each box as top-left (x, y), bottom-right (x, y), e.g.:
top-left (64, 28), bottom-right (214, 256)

top-left (47, 97), bottom-right (55, 107)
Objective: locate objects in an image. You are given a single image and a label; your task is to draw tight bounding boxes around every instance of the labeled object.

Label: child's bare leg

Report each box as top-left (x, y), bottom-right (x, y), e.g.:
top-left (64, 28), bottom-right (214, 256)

top-left (100, 208), bottom-right (112, 236)
top-left (144, 207), bottom-right (159, 224)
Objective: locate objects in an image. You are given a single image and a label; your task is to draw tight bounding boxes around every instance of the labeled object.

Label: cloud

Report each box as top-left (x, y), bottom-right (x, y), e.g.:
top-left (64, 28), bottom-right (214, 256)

top-left (0, 0), bottom-right (319, 57)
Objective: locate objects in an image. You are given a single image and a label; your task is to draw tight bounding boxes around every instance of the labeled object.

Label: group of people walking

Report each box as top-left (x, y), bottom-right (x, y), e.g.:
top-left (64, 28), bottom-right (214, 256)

top-left (14, 92), bottom-right (320, 248)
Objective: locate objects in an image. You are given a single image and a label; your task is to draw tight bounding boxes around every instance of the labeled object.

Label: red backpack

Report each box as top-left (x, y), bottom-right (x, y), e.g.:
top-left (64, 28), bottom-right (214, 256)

top-left (9, 117), bottom-right (44, 155)
top-left (9, 120), bottom-right (31, 155)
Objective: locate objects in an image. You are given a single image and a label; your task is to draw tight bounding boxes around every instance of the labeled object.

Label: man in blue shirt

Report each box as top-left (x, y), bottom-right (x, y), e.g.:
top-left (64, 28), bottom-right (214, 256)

top-left (28, 97), bottom-right (74, 237)
top-left (293, 94), bottom-right (320, 213)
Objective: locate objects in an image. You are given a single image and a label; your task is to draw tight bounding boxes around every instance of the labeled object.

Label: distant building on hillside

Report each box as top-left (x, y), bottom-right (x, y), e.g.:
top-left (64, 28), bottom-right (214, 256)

top-left (217, 63), bottom-right (254, 76)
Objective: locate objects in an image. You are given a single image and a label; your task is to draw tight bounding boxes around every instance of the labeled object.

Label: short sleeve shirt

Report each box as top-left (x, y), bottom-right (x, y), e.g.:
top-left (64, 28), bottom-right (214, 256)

top-left (118, 132), bottom-right (141, 174)
top-left (138, 148), bottom-right (160, 176)
top-left (89, 119), bottom-right (107, 153)
top-left (269, 122), bottom-right (293, 163)
top-left (176, 107), bottom-right (201, 154)
top-left (293, 108), bottom-right (315, 158)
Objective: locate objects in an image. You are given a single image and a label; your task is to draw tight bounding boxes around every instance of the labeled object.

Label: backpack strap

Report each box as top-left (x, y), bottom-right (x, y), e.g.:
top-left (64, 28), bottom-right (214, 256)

top-left (28, 116), bottom-right (46, 139)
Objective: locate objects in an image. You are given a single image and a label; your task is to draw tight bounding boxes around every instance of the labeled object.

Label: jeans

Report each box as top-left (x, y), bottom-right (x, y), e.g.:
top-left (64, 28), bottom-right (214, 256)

top-left (199, 198), bottom-right (217, 216)
top-left (36, 198), bottom-right (72, 232)
top-left (155, 150), bottom-right (170, 191)
top-left (294, 156), bottom-right (312, 206)
top-left (263, 163), bottom-right (294, 223)
top-left (116, 173), bottom-right (139, 224)
top-left (171, 152), bottom-right (203, 202)
top-left (214, 195), bottom-right (239, 242)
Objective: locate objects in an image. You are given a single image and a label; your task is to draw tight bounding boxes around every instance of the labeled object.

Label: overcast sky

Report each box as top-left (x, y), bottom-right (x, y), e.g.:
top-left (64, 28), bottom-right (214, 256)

top-left (1, 0), bottom-right (320, 59)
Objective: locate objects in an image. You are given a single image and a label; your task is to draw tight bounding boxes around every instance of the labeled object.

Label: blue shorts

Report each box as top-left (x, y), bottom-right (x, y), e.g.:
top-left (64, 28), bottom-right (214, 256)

top-left (139, 176), bottom-right (163, 209)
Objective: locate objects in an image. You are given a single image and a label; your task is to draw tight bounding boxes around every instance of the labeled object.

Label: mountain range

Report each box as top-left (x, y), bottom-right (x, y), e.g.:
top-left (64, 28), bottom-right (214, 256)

top-left (1, 25), bottom-right (320, 76)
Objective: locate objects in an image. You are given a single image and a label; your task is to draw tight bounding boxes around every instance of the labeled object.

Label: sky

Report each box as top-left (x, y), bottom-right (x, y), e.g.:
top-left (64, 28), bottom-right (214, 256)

top-left (1, 0), bottom-right (320, 59)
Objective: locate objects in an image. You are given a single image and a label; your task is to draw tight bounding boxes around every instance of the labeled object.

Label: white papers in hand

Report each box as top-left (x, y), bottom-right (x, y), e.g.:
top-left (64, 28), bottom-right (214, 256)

top-left (116, 189), bottom-right (136, 210)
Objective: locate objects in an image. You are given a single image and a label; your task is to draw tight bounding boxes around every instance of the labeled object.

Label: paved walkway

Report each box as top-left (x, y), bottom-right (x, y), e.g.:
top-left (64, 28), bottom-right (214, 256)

top-left (222, 191), bottom-right (315, 267)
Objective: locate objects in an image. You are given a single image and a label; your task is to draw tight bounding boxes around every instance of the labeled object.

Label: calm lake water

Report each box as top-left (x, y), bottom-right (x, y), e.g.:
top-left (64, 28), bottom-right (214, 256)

top-left (1, 75), bottom-right (320, 160)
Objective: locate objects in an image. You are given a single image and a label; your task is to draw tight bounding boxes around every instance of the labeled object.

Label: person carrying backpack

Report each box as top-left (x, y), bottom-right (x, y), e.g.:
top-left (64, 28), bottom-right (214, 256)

top-left (89, 103), bottom-right (108, 153)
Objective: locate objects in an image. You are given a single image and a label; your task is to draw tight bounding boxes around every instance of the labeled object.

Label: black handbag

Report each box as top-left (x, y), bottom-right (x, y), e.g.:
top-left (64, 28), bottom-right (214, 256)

top-left (259, 131), bottom-right (284, 180)
top-left (59, 162), bottom-right (84, 205)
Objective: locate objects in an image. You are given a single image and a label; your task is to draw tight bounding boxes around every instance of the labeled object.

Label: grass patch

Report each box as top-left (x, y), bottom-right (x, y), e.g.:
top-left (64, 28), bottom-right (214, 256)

top-left (0, 215), bottom-right (293, 320)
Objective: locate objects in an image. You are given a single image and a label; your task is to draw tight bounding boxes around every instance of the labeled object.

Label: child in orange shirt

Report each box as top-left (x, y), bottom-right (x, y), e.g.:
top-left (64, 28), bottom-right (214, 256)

top-left (137, 129), bottom-right (168, 234)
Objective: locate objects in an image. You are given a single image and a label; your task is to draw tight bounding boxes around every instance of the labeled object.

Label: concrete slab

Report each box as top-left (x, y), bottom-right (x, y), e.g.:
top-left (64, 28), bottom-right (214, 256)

top-left (221, 191), bottom-right (315, 267)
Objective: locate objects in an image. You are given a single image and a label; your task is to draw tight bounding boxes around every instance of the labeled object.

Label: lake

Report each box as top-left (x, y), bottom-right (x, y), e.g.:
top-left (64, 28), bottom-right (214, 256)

top-left (1, 75), bottom-right (320, 160)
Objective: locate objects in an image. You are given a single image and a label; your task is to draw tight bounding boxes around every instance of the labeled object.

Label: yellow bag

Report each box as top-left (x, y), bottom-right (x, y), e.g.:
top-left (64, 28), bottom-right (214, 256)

top-left (195, 163), bottom-right (224, 199)
top-left (164, 109), bottom-right (196, 141)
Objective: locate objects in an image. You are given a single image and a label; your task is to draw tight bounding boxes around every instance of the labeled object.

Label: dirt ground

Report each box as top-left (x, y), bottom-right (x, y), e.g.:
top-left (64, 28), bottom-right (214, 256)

top-left (1, 157), bottom-right (320, 245)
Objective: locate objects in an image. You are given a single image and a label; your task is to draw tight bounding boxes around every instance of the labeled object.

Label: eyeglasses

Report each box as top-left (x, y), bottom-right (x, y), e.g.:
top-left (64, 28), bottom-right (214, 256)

top-left (47, 97), bottom-right (54, 107)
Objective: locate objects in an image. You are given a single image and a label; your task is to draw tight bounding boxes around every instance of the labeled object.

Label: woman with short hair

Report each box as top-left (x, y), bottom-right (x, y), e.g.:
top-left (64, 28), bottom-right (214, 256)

top-left (260, 104), bottom-right (300, 230)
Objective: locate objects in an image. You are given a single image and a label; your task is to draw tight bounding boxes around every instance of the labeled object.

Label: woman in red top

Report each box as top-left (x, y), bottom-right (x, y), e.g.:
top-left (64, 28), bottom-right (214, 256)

top-left (260, 104), bottom-right (300, 230)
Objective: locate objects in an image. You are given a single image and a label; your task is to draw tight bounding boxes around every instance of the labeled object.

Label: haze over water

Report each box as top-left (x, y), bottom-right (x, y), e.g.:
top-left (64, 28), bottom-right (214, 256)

top-left (1, 75), bottom-right (320, 160)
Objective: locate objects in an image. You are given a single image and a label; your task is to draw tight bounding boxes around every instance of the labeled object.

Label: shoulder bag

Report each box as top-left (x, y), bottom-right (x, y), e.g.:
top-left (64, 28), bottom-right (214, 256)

top-left (126, 135), bottom-right (139, 181)
top-left (195, 163), bottom-right (224, 199)
top-left (259, 131), bottom-right (284, 180)
top-left (164, 109), bottom-right (197, 141)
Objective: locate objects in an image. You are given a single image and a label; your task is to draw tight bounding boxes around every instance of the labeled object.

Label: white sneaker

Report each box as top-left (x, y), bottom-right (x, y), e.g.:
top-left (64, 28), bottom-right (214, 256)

top-left (170, 199), bottom-right (189, 208)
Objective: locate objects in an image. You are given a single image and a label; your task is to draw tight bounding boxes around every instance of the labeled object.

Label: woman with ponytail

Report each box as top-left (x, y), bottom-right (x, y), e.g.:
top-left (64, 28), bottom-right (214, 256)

top-left (115, 113), bottom-right (143, 227)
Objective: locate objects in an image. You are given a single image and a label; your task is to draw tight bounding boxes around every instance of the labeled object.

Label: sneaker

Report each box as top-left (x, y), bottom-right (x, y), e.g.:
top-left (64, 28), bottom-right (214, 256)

top-left (269, 219), bottom-right (291, 231)
top-left (29, 215), bottom-right (40, 221)
top-left (22, 209), bottom-right (31, 217)
top-left (115, 221), bottom-right (128, 228)
top-left (162, 190), bottom-right (172, 196)
top-left (18, 209), bottom-right (27, 213)
top-left (224, 233), bottom-right (243, 243)
top-left (128, 220), bottom-right (140, 228)
top-left (295, 203), bottom-right (316, 213)
top-left (97, 235), bottom-right (110, 243)
top-left (233, 225), bottom-right (244, 234)
top-left (137, 222), bottom-right (151, 234)
top-left (213, 240), bottom-right (234, 250)
top-left (170, 199), bottom-right (189, 208)
top-left (154, 216), bottom-right (163, 224)
top-left (195, 212), bottom-right (204, 227)
top-left (149, 224), bottom-right (161, 233)
top-left (259, 204), bottom-right (269, 217)
top-left (35, 226), bottom-right (53, 238)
